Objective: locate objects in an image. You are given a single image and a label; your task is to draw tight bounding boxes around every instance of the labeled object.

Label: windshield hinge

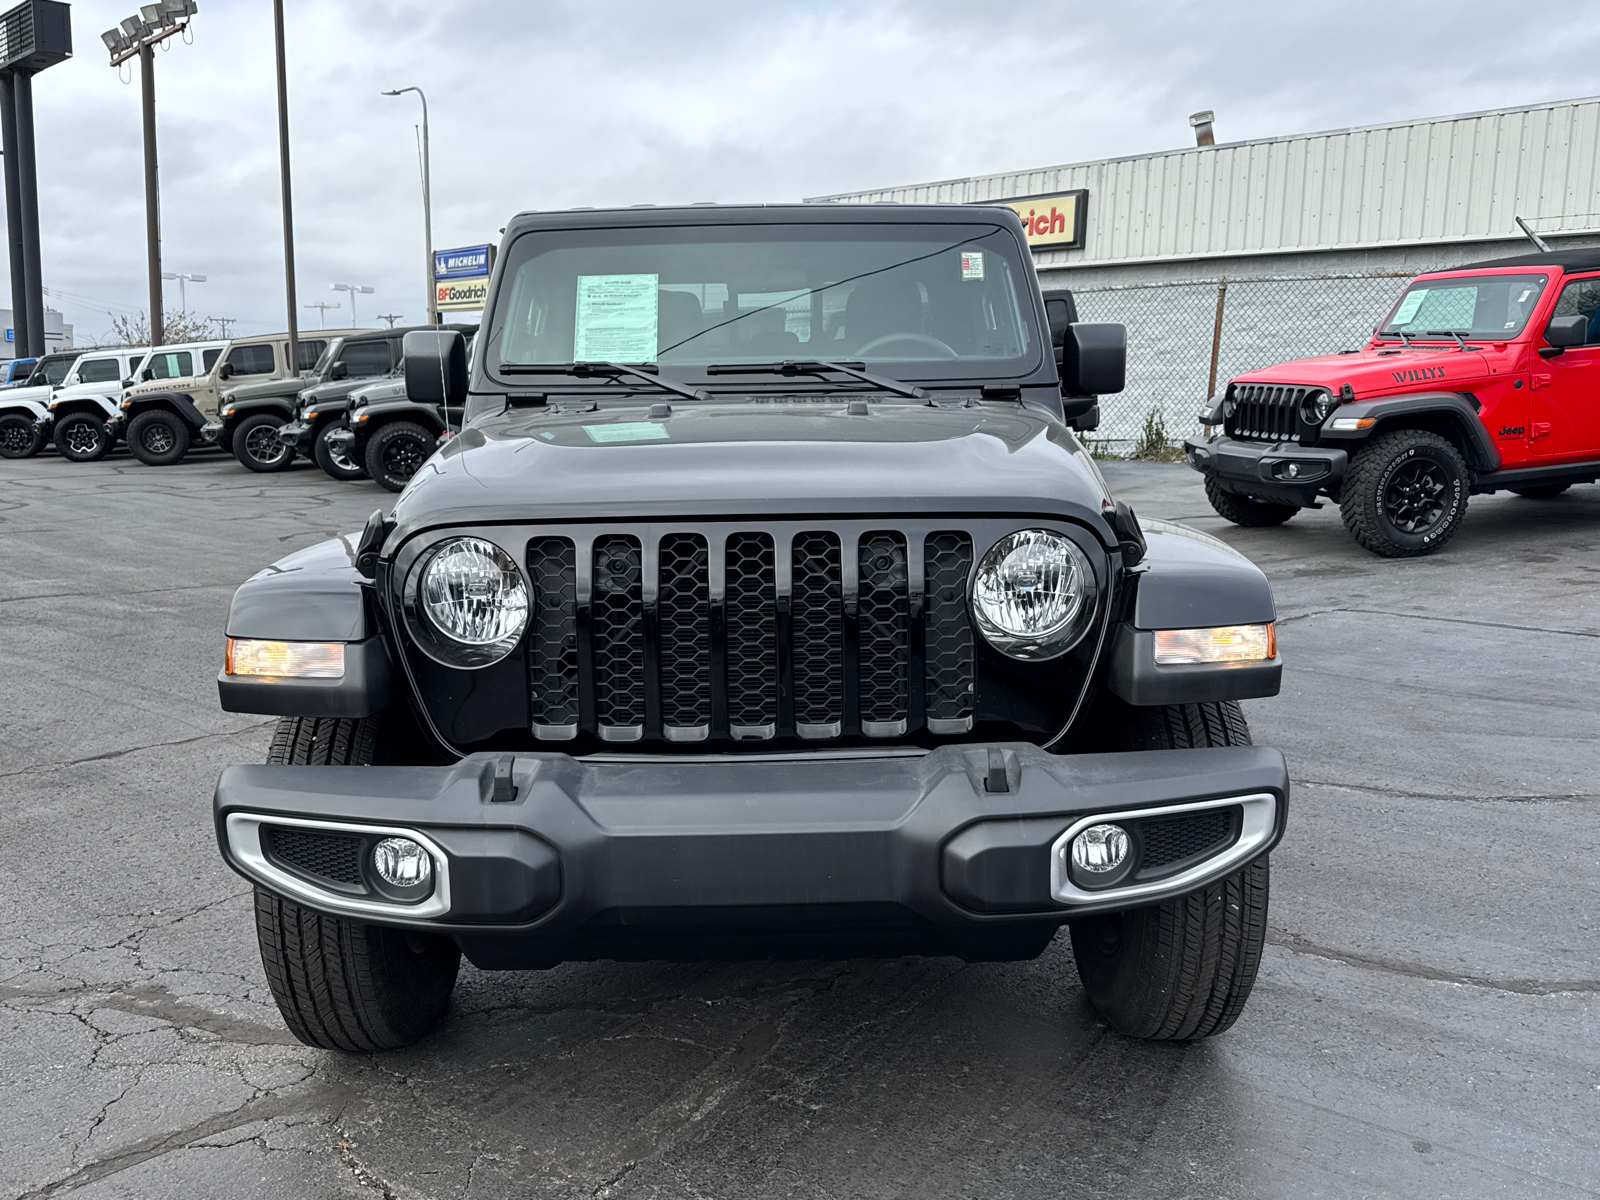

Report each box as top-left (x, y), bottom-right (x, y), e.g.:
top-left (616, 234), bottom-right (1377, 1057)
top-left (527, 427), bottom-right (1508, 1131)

top-left (980, 385), bottom-right (1021, 401)
top-left (505, 392), bottom-right (547, 408)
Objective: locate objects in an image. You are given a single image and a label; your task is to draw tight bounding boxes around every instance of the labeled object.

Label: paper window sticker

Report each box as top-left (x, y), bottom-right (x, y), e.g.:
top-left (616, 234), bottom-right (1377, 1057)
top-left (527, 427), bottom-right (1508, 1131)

top-left (574, 274), bottom-right (660, 362)
top-left (583, 422), bottom-right (670, 443)
top-left (1392, 290), bottom-right (1428, 325)
top-left (960, 250), bottom-right (985, 281)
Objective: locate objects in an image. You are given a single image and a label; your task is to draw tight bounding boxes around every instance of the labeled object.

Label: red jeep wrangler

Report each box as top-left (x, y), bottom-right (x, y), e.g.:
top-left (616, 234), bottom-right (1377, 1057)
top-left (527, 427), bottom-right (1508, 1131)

top-left (1185, 249), bottom-right (1600, 557)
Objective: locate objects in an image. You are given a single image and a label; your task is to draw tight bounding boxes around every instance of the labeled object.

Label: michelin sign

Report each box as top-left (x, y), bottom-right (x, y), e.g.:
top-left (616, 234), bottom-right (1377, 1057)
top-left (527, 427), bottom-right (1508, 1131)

top-left (434, 244), bottom-right (495, 311)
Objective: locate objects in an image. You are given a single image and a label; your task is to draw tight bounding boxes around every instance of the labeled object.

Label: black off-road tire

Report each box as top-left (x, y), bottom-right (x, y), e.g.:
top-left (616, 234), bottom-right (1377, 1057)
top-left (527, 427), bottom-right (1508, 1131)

top-left (54, 412), bottom-right (112, 462)
top-left (314, 422), bottom-right (367, 481)
top-left (234, 412), bottom-right (295, 473)
top-left (127, 409), bottom-right (191, 466)
top-left (1203, 476), bottom-right (1299, 527)
top-left (0, 412), bottom-right (41, 458)
top-left (1510, 484), bottom-right (1571, 499)
top-left (253, 715), bottom-right (461, 1051)
top-left (1069, 699), bottom-right (1270, 1040)
top-left (366, 420), bottom-right (435, 492)
top-left (1340, 429), bottom-right (1468, 558)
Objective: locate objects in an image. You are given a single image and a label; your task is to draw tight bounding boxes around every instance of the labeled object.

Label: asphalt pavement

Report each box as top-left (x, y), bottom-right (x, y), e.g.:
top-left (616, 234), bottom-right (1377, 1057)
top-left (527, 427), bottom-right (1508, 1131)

top-left (1, 443), bottom-right (1596, 1199)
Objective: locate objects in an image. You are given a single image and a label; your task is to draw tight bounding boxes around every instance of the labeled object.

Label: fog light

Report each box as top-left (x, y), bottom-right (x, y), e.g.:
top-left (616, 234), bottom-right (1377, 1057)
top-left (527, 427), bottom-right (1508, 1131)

top-left (1154, 623), bottom-right (1275, 665)
top-left (225, 638), bottom-right (345, 679)
top-left (1071, 824), bottom-right (1130, 874)
top-left (372, 838), bottom-right (432, 888)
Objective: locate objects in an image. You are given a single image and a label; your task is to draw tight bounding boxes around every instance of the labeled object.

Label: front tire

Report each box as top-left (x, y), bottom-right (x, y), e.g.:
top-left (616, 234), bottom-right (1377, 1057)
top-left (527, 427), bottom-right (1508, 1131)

top-left (253, 714), bottom-right (461, 1051)
top-left (54, 413), bottom-right (112, 462)
top-left (1340, 429), bottom-right (1468, 557)
top-left (313, 422), bottom-right (367, 481)
top-left (127, 409), bottom-right (191, 466)
top-left (365, 420), bottom-right (435, 492)
top-left (1069, 699), bottom-right (1270, 1040)
top-left (234, 412), bottom-right (295, 472)
top-left (0, 412), bottom-right (42, 458)
top-left (1203, 477), bottom-right (1298, 527)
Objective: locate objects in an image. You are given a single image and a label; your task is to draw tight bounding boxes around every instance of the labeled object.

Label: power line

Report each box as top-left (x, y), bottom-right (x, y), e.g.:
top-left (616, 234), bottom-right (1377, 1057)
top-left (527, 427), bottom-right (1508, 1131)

top-left (211, 317), bottom-right (236, 337)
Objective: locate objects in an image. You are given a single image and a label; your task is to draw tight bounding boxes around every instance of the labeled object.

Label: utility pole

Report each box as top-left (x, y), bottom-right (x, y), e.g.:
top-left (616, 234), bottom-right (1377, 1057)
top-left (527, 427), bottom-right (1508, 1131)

top-left (303, 301), bottom-right (339, 330)
top-left (4, 2), bottom-right (73, 358)
top-left (375, 312), bottom-right (403, 328)
top-left (212, 316), bottom-right (235, 337)
top-left (382, 87), bottom-right (436, 325)
top-left (104, 2), bottom-right (199, 348)
top-left (272, 0), bottom-right (299, 373)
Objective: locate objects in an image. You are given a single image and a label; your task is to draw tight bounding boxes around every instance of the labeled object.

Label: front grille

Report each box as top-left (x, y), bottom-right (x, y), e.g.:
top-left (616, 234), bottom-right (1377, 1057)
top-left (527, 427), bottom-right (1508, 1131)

top-left (267, 827), bottom-right (363, 885)
top-left (1139, 807), bottom-right (1238, 870)
top-left (1224, 384), bottom-right (1309, 442)
top-left (525, 527), bottom-right (980, 745)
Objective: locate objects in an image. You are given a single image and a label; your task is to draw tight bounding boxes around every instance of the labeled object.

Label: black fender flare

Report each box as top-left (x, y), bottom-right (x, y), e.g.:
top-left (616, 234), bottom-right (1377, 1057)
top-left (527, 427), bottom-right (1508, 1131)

top-left (1320, 391), bottom-right (1499, 472)
top-left (218, 535), bottom-right (393, 719)
top-left (222, 395), bottom-right (296, 432)
top-left (1107, 518), bottom-right (1281, 706)
top-left (363, 401), bottom-right (446, 435)
top-left (127, 390), bottom-right (207, 430)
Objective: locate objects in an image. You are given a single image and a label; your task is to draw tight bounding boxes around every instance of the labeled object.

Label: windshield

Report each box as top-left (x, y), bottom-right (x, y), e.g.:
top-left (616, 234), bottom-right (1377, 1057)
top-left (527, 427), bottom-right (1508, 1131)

top-left (490, 222), bottom-right (1038, 381)
top-left (33, 357), bottom-right (74, 386)
top-left (1378, 273), bottom-right (1548, 340)
top-left (310, 339), bottom-right (341, 375)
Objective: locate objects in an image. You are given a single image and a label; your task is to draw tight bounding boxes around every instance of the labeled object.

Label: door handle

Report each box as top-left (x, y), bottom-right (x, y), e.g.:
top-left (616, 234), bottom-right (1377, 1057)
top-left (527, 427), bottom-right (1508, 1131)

top-left (1531, 422), bottom-right (1552, 439)
top-left (1531, 374), bottom-right (1552, 390)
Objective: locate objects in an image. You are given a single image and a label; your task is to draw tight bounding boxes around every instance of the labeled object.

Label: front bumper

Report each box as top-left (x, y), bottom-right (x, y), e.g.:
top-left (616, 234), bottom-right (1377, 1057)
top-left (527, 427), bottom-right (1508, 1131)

top-left (324, 425), bottom-right (358, 456)
top-left (278, 419), bottom-right (316, 454)
top-left (1184, 434), bottom-right (1348, 507)
top-left (105, 413), bottom-right (125, 438)
top-left (216, 743), bottom-right (1288, 967)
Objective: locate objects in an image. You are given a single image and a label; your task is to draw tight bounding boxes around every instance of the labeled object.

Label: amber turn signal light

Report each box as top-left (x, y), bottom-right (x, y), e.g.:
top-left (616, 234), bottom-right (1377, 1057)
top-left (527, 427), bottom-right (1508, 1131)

top-left (1153, 623), bottom-right (1275, 665)
top-left (225, 638), bottom-right (345, 679)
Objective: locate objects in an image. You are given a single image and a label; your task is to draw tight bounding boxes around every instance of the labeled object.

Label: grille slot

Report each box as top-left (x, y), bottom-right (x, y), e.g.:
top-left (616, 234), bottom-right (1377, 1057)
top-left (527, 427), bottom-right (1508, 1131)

top-left (658, 533), bottom-right (711, 737)
top-left (527, 537), bottom-right (579, 736)
top-left (725, 532), bottom-right (778, 736)
top-left (267, 827), bottom-right (363, 886)
top-left (923, 532), bottom-right (974, 732)
top-left (1138, 807), bottom-right (1238, 870)
top-left (1224, 383), bottom-right (1307, 442)
top-left (791, 532), bottom-right (844, 736)
top-left (857, 532), bottom-right (909, 734)
top-left (592, 535), bottom-right (645, 738)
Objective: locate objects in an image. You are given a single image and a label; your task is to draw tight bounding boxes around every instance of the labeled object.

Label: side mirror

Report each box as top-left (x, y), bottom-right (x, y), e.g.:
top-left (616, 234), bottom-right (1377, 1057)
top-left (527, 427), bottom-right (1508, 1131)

top-left (330, 361), bottom-right (349, 380)
top-left (404, 329), bottom-right (468, 407)
top-left (219, 362), bottom-right (234, 380)
top-left (140, 368), bottom-right (153, 381)
top-left (1060, 322), bottom-right (1127, 396)
top-left (1542, 313), bottom-right (1588, 356)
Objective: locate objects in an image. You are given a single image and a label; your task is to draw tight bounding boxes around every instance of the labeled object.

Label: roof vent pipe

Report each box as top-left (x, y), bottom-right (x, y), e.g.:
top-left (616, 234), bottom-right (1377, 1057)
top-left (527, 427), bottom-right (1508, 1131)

top-left (1189, 110), bottom-right (1216, 147)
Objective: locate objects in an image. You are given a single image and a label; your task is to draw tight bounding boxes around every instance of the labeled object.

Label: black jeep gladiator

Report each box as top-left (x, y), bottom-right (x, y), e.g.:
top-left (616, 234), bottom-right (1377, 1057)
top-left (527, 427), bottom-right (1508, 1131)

top-left (213, 203), bottom-right (1289, 1050)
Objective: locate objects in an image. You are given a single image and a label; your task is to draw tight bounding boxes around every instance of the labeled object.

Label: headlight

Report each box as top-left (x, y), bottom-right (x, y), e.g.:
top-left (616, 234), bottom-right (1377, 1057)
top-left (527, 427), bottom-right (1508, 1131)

top-left (1300, 390), bottom-right (1337, 425)
top-left (970, 529), bottom-right (1096, 661)
top-left (403, 537), bottom-right (529, 667)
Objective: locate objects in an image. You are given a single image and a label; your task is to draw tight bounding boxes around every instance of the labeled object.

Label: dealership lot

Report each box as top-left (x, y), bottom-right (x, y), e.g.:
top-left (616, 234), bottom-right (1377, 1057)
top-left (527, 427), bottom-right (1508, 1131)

top-left (1, 449), bottom-right (1596, 1199)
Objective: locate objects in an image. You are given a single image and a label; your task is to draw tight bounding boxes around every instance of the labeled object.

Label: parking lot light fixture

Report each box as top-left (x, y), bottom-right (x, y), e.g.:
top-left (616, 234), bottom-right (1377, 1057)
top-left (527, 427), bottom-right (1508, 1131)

top-left (331, 282), bottom-right (375, 326)
top-left (382, 87), bottom-right (436, 325)
top-left (161, 270), bottom-right (206, 313)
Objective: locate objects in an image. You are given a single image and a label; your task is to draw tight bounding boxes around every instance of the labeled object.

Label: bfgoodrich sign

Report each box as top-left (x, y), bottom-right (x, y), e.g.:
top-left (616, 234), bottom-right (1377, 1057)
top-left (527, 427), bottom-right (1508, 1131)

top-left (997, 190), bottom-right (1088, 249)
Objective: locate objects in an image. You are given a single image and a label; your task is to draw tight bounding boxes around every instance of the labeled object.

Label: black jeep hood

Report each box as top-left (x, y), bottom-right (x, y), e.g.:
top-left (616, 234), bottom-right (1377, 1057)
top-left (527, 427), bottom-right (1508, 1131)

top-left (388, 401), bottom-right (1117, 547)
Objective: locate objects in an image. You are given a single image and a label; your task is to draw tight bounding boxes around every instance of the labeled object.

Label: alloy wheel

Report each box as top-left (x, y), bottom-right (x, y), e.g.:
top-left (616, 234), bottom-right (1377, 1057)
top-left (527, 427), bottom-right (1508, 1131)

top-left (62, 421), bottom-right (101, 456)
top-left (244, 424), bottom-right (289, 467)
top-left (140, 421), bottom-right (175, 456)
top-left (0, 420), bottom-right (32, 455)
top-left (382, 436), bottom-right (427, 479)
top-left (1382, 459), bottom-right (1447, 533)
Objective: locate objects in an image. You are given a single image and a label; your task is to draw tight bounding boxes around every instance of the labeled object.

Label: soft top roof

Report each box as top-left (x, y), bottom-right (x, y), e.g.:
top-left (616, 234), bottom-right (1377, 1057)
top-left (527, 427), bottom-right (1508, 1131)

top-left (1450, 247), bottom-right (1600, 273)
top-left (505, 201), bottom-right (1026, 235)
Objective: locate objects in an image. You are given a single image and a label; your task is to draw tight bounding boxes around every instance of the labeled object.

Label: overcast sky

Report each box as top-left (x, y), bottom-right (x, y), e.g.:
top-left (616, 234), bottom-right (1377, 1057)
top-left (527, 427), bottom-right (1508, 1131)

top-left (20, 0), bottom-right (1600, 343)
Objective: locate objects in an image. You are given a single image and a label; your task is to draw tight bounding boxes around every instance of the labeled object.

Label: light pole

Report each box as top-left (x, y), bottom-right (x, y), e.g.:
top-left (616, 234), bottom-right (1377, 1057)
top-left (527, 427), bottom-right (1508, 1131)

top-left (272, 0), bottom-right (299, 375)
top-left (162, 271), bottom-right (206, 313)
top-left (304, 301), bottom-right (339, 330)
top-left (102, 1), bottom-right (200, 347)
top-left (330, 283), bottom-right (373, 326)
top-left (381, 86), bottom-right (436, 326)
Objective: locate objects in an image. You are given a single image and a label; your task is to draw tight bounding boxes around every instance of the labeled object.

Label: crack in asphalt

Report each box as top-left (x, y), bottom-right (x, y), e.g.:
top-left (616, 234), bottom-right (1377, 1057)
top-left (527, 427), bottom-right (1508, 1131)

top-left (0, 582), bottom-right (231, 605)
top-left (1268, 929), bottom-right (1600, 996)
top-left (1293, 777), bottom-right (1599, 804)
top-left (1276, 605), bottom-right (1600, 639)
top-left (0, 721), bottom-right (275, 780)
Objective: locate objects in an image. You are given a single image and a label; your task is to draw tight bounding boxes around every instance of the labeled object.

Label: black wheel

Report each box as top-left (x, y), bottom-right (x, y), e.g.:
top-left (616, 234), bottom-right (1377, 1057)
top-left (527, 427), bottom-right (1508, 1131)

top-left (1203, 477), bottom-right (1299, 527)
top-left (1069, 699), bottom-right (1270, 1040)
top-left (54, 412), bottom-right (112, 462)
top-left (254, 714), bottom-right (461, 1051)
top-left (1510, 484), bottom-right (1571, 499)
top-left (1340, 429), bottom-right (1468, 558)
top-left (0, 412), bottom-right (41, 458)
top-left (234, 412), bottom-right (295, 473)
top-left (365, 420), bottom-right (435, 492)
top-left (126, 409), bottom-right (191, 466)
top-left (313, 422), bottom-right (367, 481)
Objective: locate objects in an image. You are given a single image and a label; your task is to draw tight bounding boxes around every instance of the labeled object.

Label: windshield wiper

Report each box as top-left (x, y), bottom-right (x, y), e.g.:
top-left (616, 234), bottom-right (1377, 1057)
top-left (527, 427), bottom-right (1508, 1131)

top-left (704, 359), bottom-right (928, 400)
top-left (1426, 330), bottom-right (1473, 351)
top-left (499, 361), bottom-right (710, 402)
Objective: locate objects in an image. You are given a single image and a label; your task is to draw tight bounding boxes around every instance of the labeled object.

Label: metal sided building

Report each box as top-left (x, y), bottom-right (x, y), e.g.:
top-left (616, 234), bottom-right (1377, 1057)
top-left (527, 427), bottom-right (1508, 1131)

top-left (810, 97), bottom-right (1600, 446)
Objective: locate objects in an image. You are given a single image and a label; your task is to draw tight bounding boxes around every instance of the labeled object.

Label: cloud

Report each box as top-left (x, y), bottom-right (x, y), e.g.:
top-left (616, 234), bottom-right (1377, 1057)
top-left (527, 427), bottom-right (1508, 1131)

top-left (20, 0), bottom-right (1600, 343)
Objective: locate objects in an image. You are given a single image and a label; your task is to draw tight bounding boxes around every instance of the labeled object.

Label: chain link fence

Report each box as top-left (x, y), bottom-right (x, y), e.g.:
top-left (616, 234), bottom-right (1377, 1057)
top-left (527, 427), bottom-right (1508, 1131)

top-left (1072, 272), bottom-right (1424, 453)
